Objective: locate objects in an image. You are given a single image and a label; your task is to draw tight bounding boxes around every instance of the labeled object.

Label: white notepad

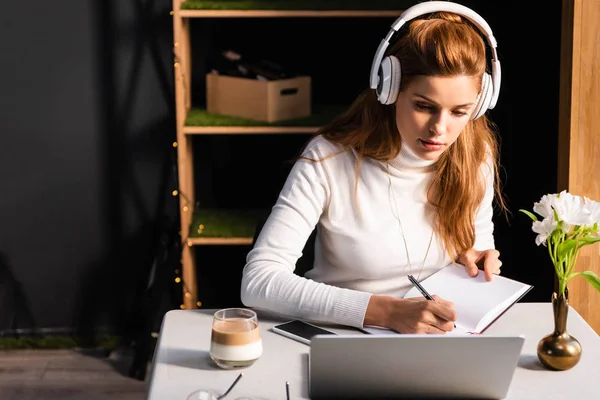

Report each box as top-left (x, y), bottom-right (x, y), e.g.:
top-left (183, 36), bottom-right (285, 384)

top-left (363, 264), bottom-right (533, 335)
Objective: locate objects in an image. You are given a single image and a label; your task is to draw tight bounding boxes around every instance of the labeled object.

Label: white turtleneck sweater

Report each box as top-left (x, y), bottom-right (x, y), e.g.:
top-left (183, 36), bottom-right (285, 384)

top-left (240, 135), bottom-right (495, 329)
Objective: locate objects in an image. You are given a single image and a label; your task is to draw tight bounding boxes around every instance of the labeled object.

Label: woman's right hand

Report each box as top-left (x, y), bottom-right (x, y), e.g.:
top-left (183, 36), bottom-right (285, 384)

top-left (365, 295), bottom-right (457, 334)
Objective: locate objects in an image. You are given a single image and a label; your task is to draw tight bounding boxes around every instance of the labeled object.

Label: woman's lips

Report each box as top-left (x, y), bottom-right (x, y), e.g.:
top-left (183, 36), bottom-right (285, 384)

top-left (419, 138), bottom-right (444, 151)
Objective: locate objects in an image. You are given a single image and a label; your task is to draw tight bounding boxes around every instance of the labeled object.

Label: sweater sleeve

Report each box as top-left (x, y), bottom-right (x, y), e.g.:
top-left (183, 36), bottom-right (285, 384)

top-left (473, 156), bottom-right (496, 251)
top-left (240, 139), bottom-right (373, 328)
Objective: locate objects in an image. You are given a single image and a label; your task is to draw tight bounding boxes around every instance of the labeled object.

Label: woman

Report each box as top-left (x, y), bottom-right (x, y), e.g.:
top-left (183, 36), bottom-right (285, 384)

top-left (240, 4), bottom-right (507, 334)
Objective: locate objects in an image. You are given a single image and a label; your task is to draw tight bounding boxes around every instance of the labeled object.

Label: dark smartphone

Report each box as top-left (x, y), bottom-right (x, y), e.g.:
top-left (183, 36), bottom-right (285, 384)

top-left (271, 320), bottom-right (337, 345)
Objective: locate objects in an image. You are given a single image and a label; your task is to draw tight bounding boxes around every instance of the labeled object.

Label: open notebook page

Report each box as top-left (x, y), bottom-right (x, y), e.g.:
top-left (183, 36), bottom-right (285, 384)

top-left (404, 265), bottom-right (531, 333)
top-left (362, 264), bottom-right (532, 335)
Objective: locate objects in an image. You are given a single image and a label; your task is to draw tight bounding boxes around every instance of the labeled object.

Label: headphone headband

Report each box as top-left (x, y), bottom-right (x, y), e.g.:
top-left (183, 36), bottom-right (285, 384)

top-left (369, 1), bottom-right (501, 108)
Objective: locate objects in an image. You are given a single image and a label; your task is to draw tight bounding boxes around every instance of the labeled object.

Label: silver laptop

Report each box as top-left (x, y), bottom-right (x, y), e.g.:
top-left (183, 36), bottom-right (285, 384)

top-left (309, 334), bottom-right (525, 399)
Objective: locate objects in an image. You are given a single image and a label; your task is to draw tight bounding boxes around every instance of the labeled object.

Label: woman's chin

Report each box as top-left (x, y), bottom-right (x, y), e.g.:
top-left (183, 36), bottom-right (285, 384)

top-left (414, 147), bottom-right (444, 161)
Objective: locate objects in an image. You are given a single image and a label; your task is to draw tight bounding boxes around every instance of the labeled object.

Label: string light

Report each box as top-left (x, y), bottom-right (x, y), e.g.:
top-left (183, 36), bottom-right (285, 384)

top-left (170, 186), bottom-right (202, 309)
top-left (171, 40), bottom-right (206, 311)
top-left (174, 264), bottom-right (201, 310)
top-left (170, 175), bottom-right (218, 310)
top-left (173, 43), bottom-right (189, 99)
top-left (173, 261), bottom-right (200, 309)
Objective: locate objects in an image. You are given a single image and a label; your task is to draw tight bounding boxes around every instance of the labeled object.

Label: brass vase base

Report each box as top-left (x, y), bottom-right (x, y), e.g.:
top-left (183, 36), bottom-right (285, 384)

top-left (537, 332), bottom-right (582, 370)
top-left (537, 290), bottom-right (582, 371)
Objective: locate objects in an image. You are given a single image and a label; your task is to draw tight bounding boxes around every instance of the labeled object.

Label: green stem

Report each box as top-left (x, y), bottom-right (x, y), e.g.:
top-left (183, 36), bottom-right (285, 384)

top-left (567, 246), bottom-right (581, 277)
top-left (555, 236), bottom-right (562, 276)
top-left (547, 238), bottom-right (556, 265)
top-left (558, 278), bottom-right (567, 295)
top-left (551, 236), bottom-right (564, 278)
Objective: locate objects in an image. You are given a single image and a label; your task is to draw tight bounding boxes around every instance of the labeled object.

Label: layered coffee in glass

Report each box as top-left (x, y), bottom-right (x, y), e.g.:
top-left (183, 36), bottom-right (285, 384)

top-left (210, 308), bottom-right (262, 369)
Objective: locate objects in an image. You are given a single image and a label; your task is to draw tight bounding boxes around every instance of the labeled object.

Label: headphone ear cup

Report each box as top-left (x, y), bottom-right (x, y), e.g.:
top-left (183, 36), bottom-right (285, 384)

top-left (471, 73), bottom-right (493, 120)
top-left (377, 56), bottom-right (401, 105)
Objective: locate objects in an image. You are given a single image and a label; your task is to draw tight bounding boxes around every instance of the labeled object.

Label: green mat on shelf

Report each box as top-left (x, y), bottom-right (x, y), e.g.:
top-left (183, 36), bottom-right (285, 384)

top-left (181, 0), bottom-right (407, 11)
top-left (190, 208), bottom-right (268, 238)
top-left (185, 105), bottom-right (346, 127)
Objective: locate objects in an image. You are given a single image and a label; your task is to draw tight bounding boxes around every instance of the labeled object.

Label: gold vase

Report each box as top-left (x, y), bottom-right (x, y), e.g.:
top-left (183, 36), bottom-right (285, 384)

top-left (537, 289), bottom-right (582, 370)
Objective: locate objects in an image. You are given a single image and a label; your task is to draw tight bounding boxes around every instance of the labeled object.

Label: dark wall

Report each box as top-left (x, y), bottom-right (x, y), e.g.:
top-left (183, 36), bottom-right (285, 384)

top-left (0, 0), bottom-right (562, 333)
top-left (0, 0), bottom-right (178, 334)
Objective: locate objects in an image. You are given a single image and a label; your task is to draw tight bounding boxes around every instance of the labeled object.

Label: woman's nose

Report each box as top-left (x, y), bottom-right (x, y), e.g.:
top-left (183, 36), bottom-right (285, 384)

top-left (429, 113), bottom-right (449, 136)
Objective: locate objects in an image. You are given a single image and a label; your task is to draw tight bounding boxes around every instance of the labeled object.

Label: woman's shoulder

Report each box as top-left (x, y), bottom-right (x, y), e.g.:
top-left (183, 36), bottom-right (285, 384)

top-left (300, 134), bottom-right (348, 159)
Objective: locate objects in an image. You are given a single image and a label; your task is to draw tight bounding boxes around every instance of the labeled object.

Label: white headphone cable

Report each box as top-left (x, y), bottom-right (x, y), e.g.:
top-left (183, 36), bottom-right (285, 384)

top-left (386, 163), bottom-right (435, 281)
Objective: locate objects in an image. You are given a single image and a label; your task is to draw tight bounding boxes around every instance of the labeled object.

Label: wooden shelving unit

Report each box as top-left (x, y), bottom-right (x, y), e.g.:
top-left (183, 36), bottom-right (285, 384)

top-left (179, 10), bottom-right (402, 18)
top-left (171, 0), bottom-right (404, 309)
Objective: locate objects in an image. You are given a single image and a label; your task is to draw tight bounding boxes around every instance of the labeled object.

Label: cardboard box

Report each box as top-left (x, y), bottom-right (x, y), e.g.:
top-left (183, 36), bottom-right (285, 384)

top-left (206, 73), bottom-right (311, 122)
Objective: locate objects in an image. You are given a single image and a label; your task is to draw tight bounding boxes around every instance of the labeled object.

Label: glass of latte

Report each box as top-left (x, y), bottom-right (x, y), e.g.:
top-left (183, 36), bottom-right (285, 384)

top-left (210, 308), bottom-right (262, 369)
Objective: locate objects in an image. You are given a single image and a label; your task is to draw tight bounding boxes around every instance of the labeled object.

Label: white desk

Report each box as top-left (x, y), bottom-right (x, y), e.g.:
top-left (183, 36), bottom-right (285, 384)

top-left (146, 304), bottom-right (600, 399)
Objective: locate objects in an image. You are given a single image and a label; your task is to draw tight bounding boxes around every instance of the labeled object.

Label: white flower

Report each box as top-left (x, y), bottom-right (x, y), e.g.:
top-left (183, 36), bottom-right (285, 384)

top-left (521, 192), bottom-right (600, 298)
top-left (583, 197), bottom-right (600, 231)
top-left (551, 190), bottom-right (591, 230)
top-left (533, 193), bottom-right (558, 219)
top-left (532, 217), bottom-right (558, 246)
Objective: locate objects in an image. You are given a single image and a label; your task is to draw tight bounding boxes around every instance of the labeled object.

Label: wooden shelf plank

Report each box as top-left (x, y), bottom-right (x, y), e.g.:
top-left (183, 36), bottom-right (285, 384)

top-left (179, 10), bottom-right (402, 18)
top-left (184, 106), bottom-right (344, 134)
top-left (187, 237), bottom-right (253, 246)
top-left (184, 125), bottom-right (319, 134)
top-left (178, 0), bottom-right (407, 16)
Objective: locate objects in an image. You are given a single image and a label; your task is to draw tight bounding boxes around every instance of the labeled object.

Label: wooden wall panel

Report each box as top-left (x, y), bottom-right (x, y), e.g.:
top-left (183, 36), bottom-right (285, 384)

top-left (557, 0), bottom-right (600, 334)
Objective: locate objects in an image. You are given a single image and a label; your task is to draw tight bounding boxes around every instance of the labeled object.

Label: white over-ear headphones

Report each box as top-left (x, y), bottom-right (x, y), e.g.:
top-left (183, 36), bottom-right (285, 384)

top-left (369, 1), bottom-right (501, 120)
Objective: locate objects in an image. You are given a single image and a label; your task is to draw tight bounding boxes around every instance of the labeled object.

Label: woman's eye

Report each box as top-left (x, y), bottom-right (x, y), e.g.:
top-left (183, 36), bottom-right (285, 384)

top-left (414, 102), bottom-right (468, 117)
top-left (414, 102), bottom-right (433, 111)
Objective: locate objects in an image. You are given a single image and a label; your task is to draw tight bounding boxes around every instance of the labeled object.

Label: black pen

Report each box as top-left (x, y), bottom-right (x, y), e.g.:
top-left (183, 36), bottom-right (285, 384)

top-left (407, 274), bottom-right (456, 328)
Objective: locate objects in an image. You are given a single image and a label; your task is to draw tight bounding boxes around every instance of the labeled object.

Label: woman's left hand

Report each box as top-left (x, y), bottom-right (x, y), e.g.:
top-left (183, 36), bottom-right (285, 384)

top-left (457, 249), bottom-right (502, 281)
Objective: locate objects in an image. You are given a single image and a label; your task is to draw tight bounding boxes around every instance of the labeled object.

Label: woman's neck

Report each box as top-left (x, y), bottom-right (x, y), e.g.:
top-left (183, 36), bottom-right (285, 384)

top-left (388, 141), bottom-right (438, 172)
